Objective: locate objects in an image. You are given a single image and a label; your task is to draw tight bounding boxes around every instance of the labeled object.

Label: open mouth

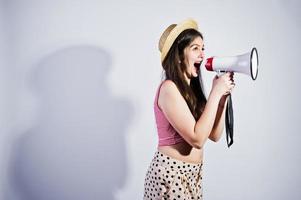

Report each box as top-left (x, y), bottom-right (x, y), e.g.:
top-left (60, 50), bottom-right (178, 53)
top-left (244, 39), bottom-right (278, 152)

top-left (194, 61), bottom-right (202, 73)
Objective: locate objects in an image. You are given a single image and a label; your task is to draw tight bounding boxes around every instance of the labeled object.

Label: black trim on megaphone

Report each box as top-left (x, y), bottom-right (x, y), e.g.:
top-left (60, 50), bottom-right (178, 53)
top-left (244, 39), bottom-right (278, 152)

top-left (250, 47), bottom-right (259, 80)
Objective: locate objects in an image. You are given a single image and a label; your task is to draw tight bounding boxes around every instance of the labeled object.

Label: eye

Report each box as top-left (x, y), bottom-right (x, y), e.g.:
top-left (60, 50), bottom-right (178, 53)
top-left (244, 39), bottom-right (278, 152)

top-left (202, 47), bottom-right (205, 51)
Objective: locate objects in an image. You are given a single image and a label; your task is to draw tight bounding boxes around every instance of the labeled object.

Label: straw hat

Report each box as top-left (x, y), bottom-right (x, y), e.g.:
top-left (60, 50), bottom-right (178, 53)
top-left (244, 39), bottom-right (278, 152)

top-left (158, 19), bottom-right (198, 63)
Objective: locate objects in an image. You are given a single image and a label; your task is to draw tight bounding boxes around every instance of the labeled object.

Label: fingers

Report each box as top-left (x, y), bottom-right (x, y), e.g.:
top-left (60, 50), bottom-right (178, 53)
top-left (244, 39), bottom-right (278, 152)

top-left (230, 72), bottom-right (234, 82)
top-left (225, 72), bottom-right (235, 94)
top-left (221, 72), bottom-right (235, 83)
top-left (213, 72), bottom-right (236, 96)
top-left (225, 85), bottom-right (234, 95)
top-left (220, 72), bottom-right (233, 79)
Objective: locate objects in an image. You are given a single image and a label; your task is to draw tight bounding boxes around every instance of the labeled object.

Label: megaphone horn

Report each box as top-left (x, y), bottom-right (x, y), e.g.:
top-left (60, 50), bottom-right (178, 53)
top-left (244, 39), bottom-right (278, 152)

top-left (204, 48), bottom-right (259, 80)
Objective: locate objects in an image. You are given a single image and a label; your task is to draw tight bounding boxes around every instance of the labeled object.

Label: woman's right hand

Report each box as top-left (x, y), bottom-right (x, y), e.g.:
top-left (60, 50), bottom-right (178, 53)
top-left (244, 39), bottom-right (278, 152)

top-left (211, 72), bottom-right (235, 98)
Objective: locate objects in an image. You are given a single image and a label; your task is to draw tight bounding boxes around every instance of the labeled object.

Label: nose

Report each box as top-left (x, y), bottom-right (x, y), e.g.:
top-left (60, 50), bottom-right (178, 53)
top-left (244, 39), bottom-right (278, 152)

top-left (199, 51), bottom-right (205, 59)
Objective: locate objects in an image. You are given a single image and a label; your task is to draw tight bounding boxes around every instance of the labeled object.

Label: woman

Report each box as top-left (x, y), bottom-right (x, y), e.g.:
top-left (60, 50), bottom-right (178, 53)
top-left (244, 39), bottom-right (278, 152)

top-left (143, 19), bottom-right (235, 199)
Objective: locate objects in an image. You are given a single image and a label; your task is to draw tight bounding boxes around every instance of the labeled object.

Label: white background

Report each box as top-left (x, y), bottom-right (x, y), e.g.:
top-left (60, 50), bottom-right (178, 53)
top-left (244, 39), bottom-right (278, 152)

top-left (0, 0), bottom-right (300, 199)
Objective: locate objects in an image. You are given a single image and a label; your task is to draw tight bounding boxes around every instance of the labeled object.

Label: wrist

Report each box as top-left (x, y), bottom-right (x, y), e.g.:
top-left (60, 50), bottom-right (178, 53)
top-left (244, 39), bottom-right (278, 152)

top-left (208, 91), bottom-right (223, 108)
top-left (209, 89), bottom-right (223, 99)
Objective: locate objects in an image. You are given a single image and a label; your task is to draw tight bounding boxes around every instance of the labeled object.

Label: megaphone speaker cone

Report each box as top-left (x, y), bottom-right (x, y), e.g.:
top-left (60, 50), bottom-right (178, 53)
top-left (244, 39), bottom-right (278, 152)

top-left (250, 47), bottom-right (259, 80)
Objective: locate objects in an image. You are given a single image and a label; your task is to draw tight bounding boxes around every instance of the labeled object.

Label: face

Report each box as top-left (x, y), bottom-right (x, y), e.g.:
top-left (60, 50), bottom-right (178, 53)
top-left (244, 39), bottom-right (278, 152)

top-left (183, 36), bottom-right (205, 80)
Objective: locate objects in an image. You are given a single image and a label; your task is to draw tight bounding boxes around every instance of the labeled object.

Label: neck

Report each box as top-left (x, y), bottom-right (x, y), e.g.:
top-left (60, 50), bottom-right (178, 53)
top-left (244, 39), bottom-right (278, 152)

top-left (184, 73), bottom-right (191, 85)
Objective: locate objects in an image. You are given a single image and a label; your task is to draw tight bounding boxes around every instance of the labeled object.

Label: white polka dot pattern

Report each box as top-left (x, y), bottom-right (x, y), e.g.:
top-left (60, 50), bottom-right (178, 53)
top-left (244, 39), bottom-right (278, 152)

top-left (143, 151), bottom-right (203, 200)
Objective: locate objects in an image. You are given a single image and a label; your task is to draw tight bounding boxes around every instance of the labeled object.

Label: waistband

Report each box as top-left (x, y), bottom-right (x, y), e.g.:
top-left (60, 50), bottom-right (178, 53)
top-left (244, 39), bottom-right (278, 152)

top-left (152, 151), bottom-right (203, 174)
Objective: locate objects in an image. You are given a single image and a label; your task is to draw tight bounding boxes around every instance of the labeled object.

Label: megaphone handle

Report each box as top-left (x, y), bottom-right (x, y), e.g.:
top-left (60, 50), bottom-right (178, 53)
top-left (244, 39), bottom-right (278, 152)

top-left (216, 70), bottom-right (225, 77)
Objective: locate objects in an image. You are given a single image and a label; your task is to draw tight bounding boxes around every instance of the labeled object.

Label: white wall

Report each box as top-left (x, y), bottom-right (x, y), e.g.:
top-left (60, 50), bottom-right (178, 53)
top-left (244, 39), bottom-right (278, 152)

top-left (1, 0), bottom-right (300, 199)
top-left (0, 1), bottom-right (5, 199)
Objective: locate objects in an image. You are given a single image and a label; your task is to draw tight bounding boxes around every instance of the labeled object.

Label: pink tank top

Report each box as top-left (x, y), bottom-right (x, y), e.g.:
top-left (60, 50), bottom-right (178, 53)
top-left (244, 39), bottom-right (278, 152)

top-left (154, 81), bottom-right (185, 146)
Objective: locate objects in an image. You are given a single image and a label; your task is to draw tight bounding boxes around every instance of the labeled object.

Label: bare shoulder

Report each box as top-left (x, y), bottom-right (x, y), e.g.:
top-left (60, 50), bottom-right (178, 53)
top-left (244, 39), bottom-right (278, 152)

top-left (159, 80), bottom-right (184, 109)
top-left (160, 80), bottom-right (180, 97)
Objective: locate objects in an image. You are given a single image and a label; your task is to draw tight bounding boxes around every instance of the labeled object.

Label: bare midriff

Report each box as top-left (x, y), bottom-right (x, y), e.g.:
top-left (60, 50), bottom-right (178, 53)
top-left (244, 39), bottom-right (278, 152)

top-left (157, 141), bottom-right (203, 164)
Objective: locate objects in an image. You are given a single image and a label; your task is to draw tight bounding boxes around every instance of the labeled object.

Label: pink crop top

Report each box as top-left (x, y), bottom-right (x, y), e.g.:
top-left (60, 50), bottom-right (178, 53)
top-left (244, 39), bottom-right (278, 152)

top-left (154, 81), bottom-right (185, 146)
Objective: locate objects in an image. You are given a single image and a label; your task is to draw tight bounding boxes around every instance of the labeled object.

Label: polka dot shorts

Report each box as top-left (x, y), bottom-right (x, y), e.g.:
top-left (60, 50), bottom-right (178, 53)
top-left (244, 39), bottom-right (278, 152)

top-left (143, 151), bottom-right (203, 200)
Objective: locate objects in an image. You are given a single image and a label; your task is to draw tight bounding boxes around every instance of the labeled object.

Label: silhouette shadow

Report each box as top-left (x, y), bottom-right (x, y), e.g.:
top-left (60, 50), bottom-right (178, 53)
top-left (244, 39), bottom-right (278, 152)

top-left (7, 46), bottom-right (133, 200)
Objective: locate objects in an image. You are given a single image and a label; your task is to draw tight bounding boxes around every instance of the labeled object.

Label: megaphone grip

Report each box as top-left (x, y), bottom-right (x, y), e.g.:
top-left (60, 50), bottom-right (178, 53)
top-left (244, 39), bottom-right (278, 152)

top-left (225, 95), bottom-right (234, 147)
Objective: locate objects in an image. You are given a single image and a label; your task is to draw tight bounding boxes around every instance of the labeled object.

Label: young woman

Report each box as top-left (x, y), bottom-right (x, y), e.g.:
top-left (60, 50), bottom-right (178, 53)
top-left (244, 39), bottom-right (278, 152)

top-left (143, 19), bottom-right (235, 200)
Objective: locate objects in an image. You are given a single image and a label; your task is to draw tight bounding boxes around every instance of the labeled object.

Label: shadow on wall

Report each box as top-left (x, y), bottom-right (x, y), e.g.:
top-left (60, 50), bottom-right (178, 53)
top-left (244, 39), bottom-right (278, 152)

top-left (7, 46), bottom-right (133, 200)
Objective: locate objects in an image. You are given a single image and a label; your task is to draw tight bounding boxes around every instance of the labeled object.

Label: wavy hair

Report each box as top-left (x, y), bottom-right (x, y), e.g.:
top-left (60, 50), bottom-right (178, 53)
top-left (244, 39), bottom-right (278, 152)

top-left (162, 29), bottom-right (207, 120)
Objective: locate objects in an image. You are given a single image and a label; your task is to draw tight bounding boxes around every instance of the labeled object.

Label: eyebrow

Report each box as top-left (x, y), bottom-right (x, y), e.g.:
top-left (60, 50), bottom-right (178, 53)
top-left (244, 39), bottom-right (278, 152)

top-left (190, 43), bottom-right (205, 48)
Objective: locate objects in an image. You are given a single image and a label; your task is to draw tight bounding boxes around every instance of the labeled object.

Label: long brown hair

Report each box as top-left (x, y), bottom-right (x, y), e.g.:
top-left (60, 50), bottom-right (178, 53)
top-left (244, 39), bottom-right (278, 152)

top-left (162, 29), bottom-right (207, 120)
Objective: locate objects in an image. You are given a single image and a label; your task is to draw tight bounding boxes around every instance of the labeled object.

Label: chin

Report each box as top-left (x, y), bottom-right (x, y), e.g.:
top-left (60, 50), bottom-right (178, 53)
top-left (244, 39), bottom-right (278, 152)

top-left (192, 72), bottom-right (198, 78)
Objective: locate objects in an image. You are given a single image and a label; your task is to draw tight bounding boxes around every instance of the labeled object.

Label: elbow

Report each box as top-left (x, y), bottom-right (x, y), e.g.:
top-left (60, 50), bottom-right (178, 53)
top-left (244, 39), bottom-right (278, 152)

top-left (190, 137), bottom-right (205, 149)
top-left (209, 135), bottom-right (221, 142)
top-left (189, 130), bottom-right (213, 149)
top-left (209, 128), bottom-right (223, 142)
top-left (192, 143), bottom-right (203, 149)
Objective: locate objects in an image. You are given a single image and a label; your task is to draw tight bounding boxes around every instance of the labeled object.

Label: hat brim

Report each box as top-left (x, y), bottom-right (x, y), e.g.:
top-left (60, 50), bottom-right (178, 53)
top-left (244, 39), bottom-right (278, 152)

top-left (161, 19), bottom-right (198, 63)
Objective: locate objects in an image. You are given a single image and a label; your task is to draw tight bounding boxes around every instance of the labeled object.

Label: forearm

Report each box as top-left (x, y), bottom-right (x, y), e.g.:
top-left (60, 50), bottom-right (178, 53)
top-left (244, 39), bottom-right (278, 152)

top-left (209, 96), bottom-right (229, 141)
top-left (192, 91), bottom-right (221, 148)
top-left (209, 100), bottom-right (227, 142)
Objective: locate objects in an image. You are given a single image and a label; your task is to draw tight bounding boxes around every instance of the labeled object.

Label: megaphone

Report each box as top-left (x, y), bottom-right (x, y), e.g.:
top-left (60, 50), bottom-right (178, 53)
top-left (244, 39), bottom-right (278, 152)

top-left (201, 47), bottom-right (259, 148)
top-left (204, 47), bottom-right (259, 80)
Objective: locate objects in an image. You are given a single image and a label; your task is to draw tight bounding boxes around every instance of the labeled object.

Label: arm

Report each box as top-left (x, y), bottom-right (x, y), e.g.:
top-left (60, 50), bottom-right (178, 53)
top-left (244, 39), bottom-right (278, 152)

top-left (159, 80), bottom-right (223, 149)
top-left (208, 96), bottom-right (228, 142)
top-left (159, 73), bottom-right (234, 149)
